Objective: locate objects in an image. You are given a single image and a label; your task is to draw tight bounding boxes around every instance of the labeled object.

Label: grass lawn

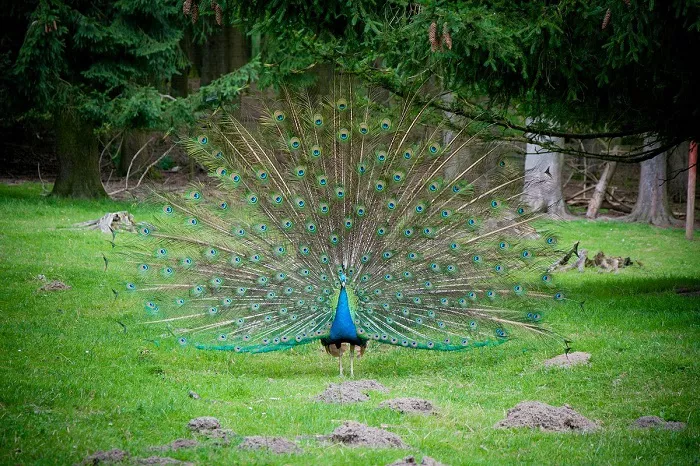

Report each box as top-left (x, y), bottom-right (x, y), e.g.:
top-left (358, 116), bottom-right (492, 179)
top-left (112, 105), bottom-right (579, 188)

top-left (0, 182), bottom-right (698, 465)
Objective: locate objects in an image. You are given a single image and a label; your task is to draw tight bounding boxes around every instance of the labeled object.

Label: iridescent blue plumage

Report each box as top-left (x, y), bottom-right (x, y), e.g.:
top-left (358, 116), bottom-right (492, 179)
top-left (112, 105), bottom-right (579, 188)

top-left (327, 287), bottom-right (364, 346)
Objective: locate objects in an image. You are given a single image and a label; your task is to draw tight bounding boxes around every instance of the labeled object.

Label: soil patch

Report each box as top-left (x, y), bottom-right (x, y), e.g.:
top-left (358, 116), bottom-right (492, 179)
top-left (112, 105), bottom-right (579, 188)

top-left (149, 439), bottom-right (199, 452)
top-left (634, 415), bottom-right (686, 431)
top-left (238, 436), bottom-right (301, 454)
top-left (136, 457), bottom-right (193, 465)
top-left (39, 280), bottom-right (71, 292)
top-left (387, 456), bottom-right (447, 466)
top-left (187, 417), bottom-right (220, 432)
top-left (330, 421), bottom-right (407, 448)
top-left (379, 398), bottom-right (436, 415)
top-left (676, 287), bottom-right (700, 297)
top-left (315, 379), bottom-right (388, 403)
top-left (79, 449), bottom-right (129, 465)
top-left (543, 352), bottom-right (591, 368)
top-left (495, 401), bottom-right (597, 432)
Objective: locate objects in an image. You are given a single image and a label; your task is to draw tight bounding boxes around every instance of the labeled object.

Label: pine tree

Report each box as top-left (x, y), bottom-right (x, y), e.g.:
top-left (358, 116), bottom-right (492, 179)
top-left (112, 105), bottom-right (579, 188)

top-left (13, 0), bottom-right (185, 198)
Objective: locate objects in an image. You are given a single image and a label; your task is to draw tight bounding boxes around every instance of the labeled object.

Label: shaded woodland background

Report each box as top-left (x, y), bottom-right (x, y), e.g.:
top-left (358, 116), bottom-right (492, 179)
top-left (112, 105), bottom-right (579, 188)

top-left (1, 0), bottom-right (698, 229)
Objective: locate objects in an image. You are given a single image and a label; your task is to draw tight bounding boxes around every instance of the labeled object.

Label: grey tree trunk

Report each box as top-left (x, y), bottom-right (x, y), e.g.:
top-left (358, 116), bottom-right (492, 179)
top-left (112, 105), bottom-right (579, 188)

top-left (523, 134), bottom-right (571, 217)
top-left (52, 110), bottom-right (106, 198)
top-left (622, 143), bottom-right (679, 226)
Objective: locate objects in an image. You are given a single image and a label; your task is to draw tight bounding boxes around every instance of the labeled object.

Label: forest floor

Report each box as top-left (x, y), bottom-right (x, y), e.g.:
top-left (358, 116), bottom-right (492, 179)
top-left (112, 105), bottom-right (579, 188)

top-left (0, 182), bottom-right (698, 465)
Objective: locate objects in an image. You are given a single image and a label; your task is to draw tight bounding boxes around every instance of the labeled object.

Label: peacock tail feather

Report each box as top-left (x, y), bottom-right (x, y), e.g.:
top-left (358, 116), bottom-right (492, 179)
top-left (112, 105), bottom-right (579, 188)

top-left (117, 76), bottom-right (567, 354)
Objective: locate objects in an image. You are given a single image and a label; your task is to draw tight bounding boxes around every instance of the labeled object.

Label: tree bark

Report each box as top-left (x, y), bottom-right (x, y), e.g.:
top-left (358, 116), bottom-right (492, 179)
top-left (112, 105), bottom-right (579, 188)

top-left (523, 132), bottom-right (572, 217)
top-left (586, 161), bottom-right (617, 219)
top-left (171, 30), bottom-right (194, 98)
top-left (51, 110), bottom-right (106, 198)
top-left (201, 26), bottom-right (248, 86)
top-left (621, 139), bottom-right (679, 226)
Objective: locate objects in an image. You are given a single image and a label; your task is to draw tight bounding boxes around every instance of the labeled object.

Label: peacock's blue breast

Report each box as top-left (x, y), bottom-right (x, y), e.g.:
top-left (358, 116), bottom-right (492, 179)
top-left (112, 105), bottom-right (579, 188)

top-left (328, 288), bottom-right (363, 345)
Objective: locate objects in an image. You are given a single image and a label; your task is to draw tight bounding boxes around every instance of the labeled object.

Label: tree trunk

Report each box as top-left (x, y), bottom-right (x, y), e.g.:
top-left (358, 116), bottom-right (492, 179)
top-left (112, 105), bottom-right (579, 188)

top-left (621, 139), bottom-right (679, 226)
top-left (171, 30), bottom-right (193, 98)
top-left (52, 110), bottom-right (106, 198)
top-left (523, 134), bottom-right (571, 217)
top-left (586, 161), bottom-right (617, 219)
top-left (201, 26), bottom-right (248, 86)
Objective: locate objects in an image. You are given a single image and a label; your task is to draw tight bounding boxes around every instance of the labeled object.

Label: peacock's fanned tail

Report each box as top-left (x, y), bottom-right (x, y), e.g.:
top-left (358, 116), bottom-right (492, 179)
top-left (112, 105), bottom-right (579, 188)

top-left (118, 76), bottom-right (566, 353)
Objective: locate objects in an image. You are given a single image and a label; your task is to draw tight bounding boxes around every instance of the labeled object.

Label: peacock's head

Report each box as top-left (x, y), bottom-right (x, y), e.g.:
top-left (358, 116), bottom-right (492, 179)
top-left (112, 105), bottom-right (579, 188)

top-left (339, 271), bottom-right (347, 287)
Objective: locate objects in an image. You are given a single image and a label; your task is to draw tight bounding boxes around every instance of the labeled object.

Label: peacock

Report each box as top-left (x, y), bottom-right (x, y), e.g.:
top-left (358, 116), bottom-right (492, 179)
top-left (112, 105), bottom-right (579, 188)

top-left (117, 75), bottom-right (568, 376)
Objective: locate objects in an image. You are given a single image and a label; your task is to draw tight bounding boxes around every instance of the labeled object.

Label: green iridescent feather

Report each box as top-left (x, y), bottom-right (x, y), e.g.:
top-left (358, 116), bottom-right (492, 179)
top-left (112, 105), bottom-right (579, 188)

top-left (116, 75), bottom-right (567, 354)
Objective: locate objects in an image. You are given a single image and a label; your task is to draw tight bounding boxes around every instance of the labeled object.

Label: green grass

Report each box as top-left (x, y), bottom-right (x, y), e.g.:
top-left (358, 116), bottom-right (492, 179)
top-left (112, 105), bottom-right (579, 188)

top-left (1, 182), bottom-right (698, 465)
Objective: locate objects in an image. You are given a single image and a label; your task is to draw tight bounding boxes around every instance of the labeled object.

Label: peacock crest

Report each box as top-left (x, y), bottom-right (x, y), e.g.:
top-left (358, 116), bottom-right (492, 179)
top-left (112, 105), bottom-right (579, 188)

top-left (117, 75), bottom-right (567, 374)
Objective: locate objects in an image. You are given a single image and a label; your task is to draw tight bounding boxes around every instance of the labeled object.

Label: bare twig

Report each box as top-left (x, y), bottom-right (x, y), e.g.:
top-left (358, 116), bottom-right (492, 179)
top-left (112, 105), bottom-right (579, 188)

top-left (108, 144), bottom-right (175, 196)
top-left (119, 136), bottom-right (155, 193)
top-left (98, 131), bottom-right (124, 169)
top-left (565, 185), bottom-right (596, 201)
top-left (660, 163), bottom-right (697, 186)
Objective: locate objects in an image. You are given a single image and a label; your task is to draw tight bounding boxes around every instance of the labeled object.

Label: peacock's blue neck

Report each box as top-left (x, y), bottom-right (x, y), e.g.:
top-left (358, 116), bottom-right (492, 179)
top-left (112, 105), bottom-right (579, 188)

top-left (328, 287), bottom-right (363, 345)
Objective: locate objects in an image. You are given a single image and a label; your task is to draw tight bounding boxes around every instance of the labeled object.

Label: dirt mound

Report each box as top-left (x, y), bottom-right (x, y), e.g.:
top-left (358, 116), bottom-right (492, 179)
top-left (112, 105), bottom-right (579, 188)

top-left (543, 352), bottom-right (591, 368)
top-left (239, 436), bottom-right (301, 454)
top-left (149, 438), bottom-right (199, 452)
top-left (39, 280), bottom-right (71, 292)
top-left (315, 379), bottom-right (388, 403)
top-left (136, 457), bottom-right (193, 465)
top-left (495, 401), bottom-right (597, 432)
top-left (634, 416), bottom-right (686, 431)
top-left (387, 456), bottom-right (447, 466)
top-left (186, 417), bottom-right (233, 444)
top-left (379, 398), bottom-right (436, 415)
top-left (330, 421), bottom-right (407, 448)
top-left (79, 449), bottom-right (129, 465)
top-left (187, 416), bottom-right (220, 432)
top-left (77, 448), bottom-right (194, 465)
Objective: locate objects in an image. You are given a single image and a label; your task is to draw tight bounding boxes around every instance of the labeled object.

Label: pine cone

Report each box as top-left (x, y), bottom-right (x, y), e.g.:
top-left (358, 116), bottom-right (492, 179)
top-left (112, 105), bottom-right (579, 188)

top-left (211, 0), bottom-right (216, 9)
top-left (442, 23), bottom-right (452, 50)
top-left (622, 0), bottom-right (630, 5)
top-left (215, 3), bottom-right (223, 26)
top-left (602, 8), bottom-right (611, 29)
top-left (183, 0), bottom-right (192, 16)
top-left (191, 3), bottom-right (199, 23)
top-left (429, 22), bottom-right (440, 52)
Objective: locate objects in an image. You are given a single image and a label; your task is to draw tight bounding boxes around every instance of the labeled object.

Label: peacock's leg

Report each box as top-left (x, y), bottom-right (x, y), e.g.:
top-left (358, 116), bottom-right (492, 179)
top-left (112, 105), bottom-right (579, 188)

top-left (349, 345), bottom-right (355, 377)
top-left (338, 351), bottom-right (344, 377)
